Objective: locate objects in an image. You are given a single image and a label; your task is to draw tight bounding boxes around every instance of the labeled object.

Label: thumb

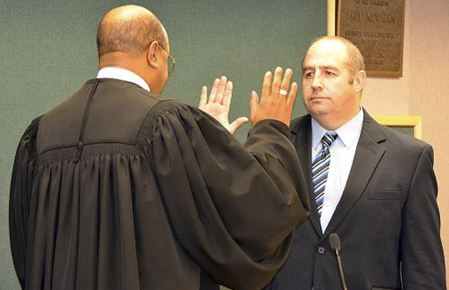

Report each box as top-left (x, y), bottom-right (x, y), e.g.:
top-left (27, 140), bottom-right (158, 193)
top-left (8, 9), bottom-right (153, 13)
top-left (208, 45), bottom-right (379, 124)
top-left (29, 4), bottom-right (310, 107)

top-left (249, 91), bottom-right (259, 113)
top-left (228, 117), bottom-right (249, 134)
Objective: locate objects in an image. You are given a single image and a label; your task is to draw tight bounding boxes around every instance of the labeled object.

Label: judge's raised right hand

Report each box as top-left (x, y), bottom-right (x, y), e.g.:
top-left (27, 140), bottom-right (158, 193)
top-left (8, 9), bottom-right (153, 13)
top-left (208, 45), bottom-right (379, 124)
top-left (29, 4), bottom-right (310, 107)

top-left (250, 67), bottom-right (297, 127)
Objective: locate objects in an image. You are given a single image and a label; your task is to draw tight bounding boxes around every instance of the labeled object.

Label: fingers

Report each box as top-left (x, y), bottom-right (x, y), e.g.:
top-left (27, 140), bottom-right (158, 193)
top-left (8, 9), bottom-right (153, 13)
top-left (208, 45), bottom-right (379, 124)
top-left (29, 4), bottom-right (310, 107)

top-left (209, 78), bottom-right (220, 103)
top-left (249, 91), bottom-right (259, 121)
top-left (280, 68), bottom-right (293, 96)
top-left (271, 67), bottom-right (283, 97)
top-left (257, 67), bottom-right (295, 100)
top-left (260, 67), bottom-right (293, 99)
top-left (198, 86), bottom-right (207, 109)
top-left (261, 71), bottom-right (272, 100)
top-left (250, 67), bottom-right (297, 126)
top-left (208, 76), bottom-right (229, 104)
top-left (287, 82), bottom-right (298, 108)
top-left (214, 76), bottom-right (227, 104)
top-left (222, 81), bottom-right (233, 112)
top-left (250, 91), bottom-right (259, 109)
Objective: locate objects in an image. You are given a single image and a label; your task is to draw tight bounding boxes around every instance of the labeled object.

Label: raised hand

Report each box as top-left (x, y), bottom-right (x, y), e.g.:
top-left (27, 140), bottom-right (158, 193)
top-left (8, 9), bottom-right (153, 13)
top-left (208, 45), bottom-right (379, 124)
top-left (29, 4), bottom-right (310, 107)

top-left (198, 76), bottom-right (248, 134)
top-left (250, 67), bottom-right (297, 127)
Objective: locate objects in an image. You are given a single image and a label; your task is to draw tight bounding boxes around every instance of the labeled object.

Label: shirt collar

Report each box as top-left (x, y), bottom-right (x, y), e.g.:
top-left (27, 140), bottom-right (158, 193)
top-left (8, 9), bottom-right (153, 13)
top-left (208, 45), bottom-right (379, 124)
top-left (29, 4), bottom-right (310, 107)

top-left (311, 109), bottom-right (364, 150)
top-left (97, 67), bottom-right (151, 92)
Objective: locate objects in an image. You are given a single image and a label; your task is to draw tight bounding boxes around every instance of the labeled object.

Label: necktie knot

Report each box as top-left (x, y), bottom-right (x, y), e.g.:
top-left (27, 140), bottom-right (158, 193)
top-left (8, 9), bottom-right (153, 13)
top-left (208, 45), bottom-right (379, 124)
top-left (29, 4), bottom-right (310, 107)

top-left (316, 133), bottom-right (337, 159)
top-left (321, 132), bottom-right (337, 150)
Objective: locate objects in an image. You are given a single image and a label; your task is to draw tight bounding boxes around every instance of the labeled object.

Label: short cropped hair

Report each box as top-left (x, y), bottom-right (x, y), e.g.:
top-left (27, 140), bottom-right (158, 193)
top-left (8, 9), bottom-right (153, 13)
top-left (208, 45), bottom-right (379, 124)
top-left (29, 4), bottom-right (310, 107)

top-left (97, 12), bottom-right (166, 57)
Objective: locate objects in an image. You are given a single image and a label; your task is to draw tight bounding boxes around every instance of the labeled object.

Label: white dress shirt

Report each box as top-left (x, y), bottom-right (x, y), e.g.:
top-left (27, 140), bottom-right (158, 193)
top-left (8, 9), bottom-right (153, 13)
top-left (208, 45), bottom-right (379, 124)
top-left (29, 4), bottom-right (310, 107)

top-left (97, 67), bottom-right (151, 92)
top-left (311, 109), bottom-right (364, 232)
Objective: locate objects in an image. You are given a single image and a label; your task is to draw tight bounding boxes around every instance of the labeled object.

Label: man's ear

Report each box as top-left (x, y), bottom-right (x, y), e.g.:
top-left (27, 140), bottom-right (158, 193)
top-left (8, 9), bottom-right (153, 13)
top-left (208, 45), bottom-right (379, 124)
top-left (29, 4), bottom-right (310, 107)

top-left (354, 70), bottom-right (366, 93)
top-left (147, 41), bottom-right (159, 68)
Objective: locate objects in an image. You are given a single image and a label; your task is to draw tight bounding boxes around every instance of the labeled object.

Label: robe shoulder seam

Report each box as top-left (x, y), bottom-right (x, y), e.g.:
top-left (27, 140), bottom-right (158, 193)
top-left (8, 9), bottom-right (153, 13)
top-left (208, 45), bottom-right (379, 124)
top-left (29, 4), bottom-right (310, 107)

top-left (136, 99), bottom-right (183, 147)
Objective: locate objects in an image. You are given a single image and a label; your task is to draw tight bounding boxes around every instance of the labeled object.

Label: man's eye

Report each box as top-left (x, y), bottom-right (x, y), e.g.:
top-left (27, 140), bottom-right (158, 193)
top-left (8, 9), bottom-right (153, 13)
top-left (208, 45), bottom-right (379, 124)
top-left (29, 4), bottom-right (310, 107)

top-left (304, 72), bottom-right (314, 78)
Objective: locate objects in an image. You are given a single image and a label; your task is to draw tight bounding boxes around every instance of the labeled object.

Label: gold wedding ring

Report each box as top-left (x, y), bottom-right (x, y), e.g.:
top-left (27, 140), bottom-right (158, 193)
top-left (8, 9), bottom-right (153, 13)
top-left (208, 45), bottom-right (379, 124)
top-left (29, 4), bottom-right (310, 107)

top-left (279, 89), bottom-right (288, 96)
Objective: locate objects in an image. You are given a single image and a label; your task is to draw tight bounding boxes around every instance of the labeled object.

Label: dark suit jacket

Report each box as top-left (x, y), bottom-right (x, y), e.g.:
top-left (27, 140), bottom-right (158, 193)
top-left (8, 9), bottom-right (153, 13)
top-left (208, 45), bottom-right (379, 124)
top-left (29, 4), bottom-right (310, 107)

top-left (265, 110), bottom-right (446, 290)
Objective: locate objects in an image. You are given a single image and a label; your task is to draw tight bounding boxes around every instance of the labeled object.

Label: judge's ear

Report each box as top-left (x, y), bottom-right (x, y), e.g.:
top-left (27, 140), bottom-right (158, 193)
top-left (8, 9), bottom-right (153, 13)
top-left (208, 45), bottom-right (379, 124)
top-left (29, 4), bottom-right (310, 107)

top-left (147, 41), bottom-right (160, 69)
top-left (354, 70), bottom-right (366, 93)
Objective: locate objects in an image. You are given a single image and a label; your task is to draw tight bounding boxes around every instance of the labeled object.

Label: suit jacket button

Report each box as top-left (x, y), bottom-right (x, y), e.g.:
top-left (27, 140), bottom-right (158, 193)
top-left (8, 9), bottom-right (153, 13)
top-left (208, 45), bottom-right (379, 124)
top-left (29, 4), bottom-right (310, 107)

top-left (317, 246), bottom-right (325, 254)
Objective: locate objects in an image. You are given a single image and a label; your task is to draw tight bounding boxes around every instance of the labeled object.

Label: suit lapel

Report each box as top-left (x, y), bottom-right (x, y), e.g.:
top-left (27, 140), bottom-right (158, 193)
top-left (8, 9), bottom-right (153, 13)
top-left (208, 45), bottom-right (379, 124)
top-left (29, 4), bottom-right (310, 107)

top-left (290, 115), bottom-right (323, 235)
top-left (322, 111), bottom-right (387, 237)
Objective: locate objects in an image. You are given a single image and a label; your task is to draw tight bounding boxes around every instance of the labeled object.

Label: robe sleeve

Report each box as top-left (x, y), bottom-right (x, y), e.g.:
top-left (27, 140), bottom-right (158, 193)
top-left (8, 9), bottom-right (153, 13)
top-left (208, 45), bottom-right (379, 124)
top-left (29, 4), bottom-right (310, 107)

top-left (144, 102), bottom-right (309, 290)
top-left (9, 117), bottom-right (41, 288)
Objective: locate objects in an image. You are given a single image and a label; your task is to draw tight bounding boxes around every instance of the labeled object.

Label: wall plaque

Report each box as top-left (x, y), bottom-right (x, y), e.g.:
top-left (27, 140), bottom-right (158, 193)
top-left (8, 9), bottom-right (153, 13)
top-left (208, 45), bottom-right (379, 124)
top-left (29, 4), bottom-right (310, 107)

top-left (336, 0), bottom-right (405, 77)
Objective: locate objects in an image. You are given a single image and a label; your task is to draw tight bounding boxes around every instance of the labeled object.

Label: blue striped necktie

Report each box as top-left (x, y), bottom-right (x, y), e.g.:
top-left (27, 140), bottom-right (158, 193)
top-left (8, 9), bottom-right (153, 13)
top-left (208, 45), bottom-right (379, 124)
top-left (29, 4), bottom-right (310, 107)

top-left (312, 133), bottom-right (338, 217)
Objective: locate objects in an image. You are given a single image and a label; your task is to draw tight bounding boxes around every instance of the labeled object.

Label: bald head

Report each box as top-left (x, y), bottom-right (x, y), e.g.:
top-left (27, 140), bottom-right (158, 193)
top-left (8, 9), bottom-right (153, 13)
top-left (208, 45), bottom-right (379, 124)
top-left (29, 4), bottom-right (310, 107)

top-left (97, 5), bottom-right (167, 58)
top-left (304, 36), bottom-right (365, 76)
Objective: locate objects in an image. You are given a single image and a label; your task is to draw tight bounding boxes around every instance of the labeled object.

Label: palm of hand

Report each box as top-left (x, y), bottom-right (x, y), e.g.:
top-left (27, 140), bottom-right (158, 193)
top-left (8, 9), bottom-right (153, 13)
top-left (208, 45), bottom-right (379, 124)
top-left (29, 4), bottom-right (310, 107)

top-left (198, 77), bottom-right (248, 134)
top-left (202, 103), bottom-right (230, 126)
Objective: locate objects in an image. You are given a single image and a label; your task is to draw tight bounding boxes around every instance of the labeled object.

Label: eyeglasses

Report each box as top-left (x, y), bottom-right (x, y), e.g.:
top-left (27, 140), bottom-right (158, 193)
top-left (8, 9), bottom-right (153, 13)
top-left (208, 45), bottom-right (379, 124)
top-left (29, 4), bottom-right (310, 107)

top-left (159, 46), bottom-right (176, 76)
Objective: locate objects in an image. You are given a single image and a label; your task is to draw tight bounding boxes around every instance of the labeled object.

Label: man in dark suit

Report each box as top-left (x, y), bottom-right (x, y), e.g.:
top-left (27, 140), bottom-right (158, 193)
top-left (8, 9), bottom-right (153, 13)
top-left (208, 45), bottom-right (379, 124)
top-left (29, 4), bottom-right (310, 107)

top-left (265, 36), bottom-right (446, 289)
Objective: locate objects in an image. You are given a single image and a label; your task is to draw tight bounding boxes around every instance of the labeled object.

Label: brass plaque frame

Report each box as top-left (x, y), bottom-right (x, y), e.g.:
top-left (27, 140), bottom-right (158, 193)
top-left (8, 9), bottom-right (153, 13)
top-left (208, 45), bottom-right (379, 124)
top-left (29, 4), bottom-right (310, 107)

top-left (331, 0), bottom-right (406, 77)
top-left (373, 115), bottom-right (422, 139)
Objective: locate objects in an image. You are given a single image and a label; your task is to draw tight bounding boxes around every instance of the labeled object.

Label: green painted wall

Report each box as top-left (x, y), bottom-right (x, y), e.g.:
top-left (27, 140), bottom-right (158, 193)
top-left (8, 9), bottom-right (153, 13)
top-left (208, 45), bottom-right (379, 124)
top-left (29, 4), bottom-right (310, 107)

top-left (0, 0), bottom-right (327, 288)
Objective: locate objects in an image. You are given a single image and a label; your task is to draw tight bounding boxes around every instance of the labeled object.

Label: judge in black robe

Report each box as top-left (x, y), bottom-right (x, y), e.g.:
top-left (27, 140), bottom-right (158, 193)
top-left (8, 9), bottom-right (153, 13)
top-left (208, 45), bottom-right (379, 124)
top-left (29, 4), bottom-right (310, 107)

top-left (9, 5), bottom-right (309, 290)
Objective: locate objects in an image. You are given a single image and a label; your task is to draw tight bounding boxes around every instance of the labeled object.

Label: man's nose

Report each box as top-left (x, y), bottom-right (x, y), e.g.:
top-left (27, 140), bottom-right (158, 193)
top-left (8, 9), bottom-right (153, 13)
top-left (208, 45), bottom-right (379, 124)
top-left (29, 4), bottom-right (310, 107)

top-left (311, 74), bottom-right (323, 90)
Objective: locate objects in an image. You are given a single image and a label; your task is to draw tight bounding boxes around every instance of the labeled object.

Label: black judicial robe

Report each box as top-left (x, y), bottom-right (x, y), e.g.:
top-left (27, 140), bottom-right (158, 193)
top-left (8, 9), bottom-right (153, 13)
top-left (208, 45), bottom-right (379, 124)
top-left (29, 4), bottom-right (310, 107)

top-left (10, 79), bottom-right (309, 290)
